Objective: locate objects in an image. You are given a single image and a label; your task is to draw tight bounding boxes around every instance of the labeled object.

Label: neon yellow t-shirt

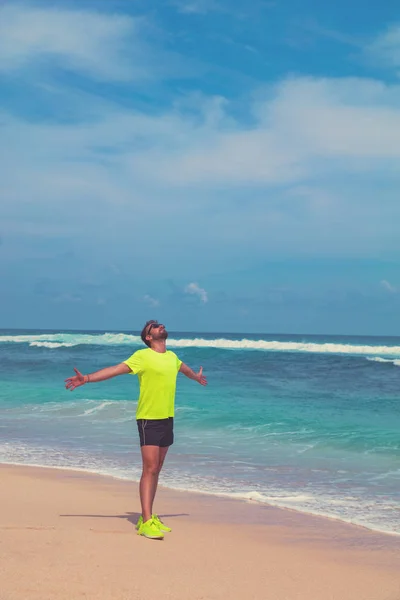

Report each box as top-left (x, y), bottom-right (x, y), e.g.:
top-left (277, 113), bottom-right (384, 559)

top-left (123, 348), bottom-right (182, 419)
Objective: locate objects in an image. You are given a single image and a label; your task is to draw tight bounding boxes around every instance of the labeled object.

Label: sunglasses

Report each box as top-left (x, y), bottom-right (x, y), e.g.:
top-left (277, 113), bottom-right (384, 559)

top-left (147, 322), bottom-right (163, 335)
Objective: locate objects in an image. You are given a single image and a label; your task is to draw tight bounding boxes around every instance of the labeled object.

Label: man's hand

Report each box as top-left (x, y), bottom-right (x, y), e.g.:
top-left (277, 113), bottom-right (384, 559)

top-left (196, 366), bottom-right (207, 386)
top-left (65, 368), bottom-right (87, 391)
top-left (179, 362), bottom-right (207, 385)
top-left (65, 363), bottom-right (130, 391)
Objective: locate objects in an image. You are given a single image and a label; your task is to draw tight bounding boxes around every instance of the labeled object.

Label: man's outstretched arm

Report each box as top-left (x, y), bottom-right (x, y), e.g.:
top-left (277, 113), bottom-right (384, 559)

top-left (65, 363), bottom-right (131, 391)
top-left (179, 363), bottom-right (207, 386)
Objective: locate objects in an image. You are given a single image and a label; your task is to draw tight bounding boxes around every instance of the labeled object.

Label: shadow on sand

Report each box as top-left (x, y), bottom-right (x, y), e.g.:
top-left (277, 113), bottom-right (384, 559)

top-left (59, 512), bottom-right (189, 528)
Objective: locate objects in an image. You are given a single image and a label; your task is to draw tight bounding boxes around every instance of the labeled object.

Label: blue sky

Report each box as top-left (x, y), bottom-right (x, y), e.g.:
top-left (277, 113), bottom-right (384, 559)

top-left (1, 0), bottom-right (400, 335)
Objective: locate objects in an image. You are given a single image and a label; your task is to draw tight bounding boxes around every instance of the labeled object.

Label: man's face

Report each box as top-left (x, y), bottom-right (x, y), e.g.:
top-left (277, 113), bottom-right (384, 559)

top-left (147, 322), bottom-right (168, 343)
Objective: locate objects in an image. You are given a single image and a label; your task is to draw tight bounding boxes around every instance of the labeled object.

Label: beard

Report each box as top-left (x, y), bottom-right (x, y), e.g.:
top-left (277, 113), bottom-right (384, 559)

top-left (154, 329), bottom-right (168, 341)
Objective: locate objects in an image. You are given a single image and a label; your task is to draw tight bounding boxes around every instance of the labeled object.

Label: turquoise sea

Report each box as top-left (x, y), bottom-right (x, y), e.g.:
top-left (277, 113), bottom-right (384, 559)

top-left (1, 329), bottom-right (399, 535)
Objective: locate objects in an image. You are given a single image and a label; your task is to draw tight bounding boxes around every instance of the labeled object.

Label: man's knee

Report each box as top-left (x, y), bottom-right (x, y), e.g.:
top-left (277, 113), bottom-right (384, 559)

top-left (143, 461), bottom-right (159, 476)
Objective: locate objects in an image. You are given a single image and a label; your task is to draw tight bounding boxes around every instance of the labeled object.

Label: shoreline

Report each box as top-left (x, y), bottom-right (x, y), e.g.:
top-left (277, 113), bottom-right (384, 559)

top-left (1, 463), bottom-right (399, 600)
top-left (2, 459), bottom-right (399, 539)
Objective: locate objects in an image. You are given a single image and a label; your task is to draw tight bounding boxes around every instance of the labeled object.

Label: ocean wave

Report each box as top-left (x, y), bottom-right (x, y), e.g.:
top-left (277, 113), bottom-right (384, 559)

top-left (3, 399), bottom-right (138, 422)
top-left (1, 332), bottom-right (400, 357)
top-left (30, 341), bottom-right (75, 348)
top-left (81, 401), bottom-right (116, 416)
top-left (366, 357), bottom-right (400, 367)
top-left (1, 452), bottom-right (399, 536)
top-left (167, 339), bottom-right (400, 356)
top-left (0, 333), bottom-right (142, 347)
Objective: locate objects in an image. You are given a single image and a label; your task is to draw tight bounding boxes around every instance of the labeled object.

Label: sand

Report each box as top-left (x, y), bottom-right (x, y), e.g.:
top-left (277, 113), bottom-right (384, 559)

top-left (0, 464), bottom-right (399, 600)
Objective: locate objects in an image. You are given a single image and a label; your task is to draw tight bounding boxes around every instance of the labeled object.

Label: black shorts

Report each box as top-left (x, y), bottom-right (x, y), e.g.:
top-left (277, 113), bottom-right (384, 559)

top-left (137, 417), bottom-right (174, 447)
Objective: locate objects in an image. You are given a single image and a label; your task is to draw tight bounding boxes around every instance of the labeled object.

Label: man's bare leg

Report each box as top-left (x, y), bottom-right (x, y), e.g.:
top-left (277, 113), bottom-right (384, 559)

top-left (151, 446), bottom-right (169, 509)
top-left (140, 445), bottom-right (160, 523)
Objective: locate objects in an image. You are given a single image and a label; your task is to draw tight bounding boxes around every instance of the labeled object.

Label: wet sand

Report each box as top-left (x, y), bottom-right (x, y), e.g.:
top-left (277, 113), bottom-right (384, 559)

top-left (1, 464), bottom-right (399, 600)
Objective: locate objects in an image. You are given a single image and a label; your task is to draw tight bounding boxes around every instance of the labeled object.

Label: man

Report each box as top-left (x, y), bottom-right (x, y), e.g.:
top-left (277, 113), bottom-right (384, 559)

top-left (65, 320), bottom-right (207, 540)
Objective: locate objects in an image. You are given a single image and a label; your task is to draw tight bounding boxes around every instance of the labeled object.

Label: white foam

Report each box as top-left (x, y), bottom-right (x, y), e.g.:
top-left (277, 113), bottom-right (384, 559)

top-left (81, 401), bottom-right (115, 416)
top-left (234, 490), bottom-right (266, 502)
top-left (2, 332), bottom-right (400, 357)
top-left (30, 341), bottom-right (75, 348)
top-left (367, 357), bottom-right (400, 366)
top-left (0, 332), bottom-right (142, 346)
top-left (167, 338), bottom-right (400, 357)
top-left (1, 448), bottom-right (399, 537)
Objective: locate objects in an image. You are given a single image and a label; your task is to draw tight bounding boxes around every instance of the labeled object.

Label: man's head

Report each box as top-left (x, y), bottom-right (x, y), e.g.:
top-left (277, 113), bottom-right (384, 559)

top-left (140, 320), bottom-right (168, 348)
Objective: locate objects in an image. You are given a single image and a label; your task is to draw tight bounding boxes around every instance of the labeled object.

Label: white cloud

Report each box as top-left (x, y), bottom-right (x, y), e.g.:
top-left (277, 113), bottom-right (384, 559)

top-left (380, 280), bottom-right (397, 293)
top-left (1, 78), bottom-right (400, 194)
top-left (185, 283), bottom-right (208, 303)
top-left (368, 25), bottom-right (400, 74)
top-left (146, 77), bottom-right (400, 186)
top-left (2, 45), bottom-right (400, 262)
top-left (0, 4), bottom-right (138, 80)
top-left (172, 0), bottom-right (223, 14)
top-left (143, 294), bottom-right (160, 307)
top-left (0, 4), bottom-right (187, 82)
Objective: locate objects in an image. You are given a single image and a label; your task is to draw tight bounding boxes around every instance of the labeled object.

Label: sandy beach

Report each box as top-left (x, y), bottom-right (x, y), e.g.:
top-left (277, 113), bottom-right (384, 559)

top-left (0, 464), bottom-right (399, 600)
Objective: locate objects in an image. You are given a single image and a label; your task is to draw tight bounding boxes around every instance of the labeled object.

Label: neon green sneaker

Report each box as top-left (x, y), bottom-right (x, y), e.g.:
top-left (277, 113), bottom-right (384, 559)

top-left (152, 514), bottom-right (172, 533)
top-left (138, 517), bottom-right (164, 540)
top-left (136, 515), bottom-right (143, 531)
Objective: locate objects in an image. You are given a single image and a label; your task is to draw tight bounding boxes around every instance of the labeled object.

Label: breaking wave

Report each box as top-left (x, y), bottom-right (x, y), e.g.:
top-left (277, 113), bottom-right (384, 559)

top-left (0, 333), bottom-right (141, 347)
top-left (30, 341), bottom-right (75, 349)
top-left (1, 332), bottom-right (400, 357)
top-left (366, 357), bottom-right (400, 367)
